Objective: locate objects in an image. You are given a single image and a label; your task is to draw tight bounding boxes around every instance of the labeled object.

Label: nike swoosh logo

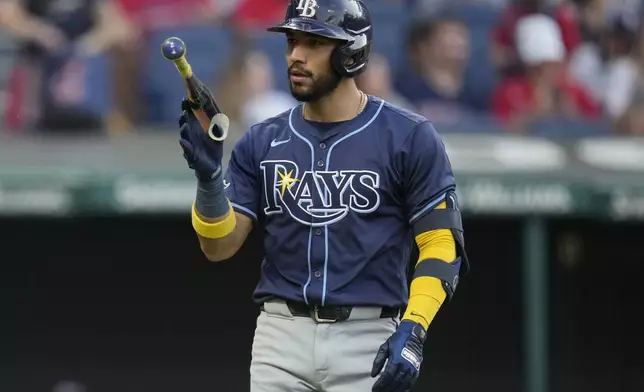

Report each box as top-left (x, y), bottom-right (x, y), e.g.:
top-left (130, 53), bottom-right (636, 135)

top-left (410, 312), bottom-right (428, 324)
top-left (270, 137), bottom-right (291, 147)
top-left (223, 179), bottom-right (231, 189)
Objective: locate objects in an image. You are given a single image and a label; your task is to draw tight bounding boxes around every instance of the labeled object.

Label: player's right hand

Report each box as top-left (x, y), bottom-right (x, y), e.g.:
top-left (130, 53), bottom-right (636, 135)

top-left (178, 99), bottom-right (224, 181)
top-left (371, 320), bottom-right (426, 392)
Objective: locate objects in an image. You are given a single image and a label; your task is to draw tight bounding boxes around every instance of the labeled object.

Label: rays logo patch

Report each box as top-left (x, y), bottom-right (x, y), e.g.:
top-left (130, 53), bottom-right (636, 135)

top-left (260, 160), bottom-right (380, 226)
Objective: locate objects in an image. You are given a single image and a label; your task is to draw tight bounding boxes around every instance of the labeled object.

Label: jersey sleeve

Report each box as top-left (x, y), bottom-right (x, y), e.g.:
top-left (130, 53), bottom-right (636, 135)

top-left (224, 130), bottom-right (260, 221)
top-left (401, 121), bottom-right (456, 225)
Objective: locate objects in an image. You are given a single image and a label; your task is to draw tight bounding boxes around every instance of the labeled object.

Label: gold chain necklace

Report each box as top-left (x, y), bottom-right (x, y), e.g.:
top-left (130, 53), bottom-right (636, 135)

top-left (303, 91), bottom-right (367, 120)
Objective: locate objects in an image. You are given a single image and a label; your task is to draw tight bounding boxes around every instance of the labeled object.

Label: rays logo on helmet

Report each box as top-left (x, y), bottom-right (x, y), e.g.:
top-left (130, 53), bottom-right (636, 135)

top-left (260, 160), bottom-right (380, 226)
top-left (296, 0), bottom-right (318, 18)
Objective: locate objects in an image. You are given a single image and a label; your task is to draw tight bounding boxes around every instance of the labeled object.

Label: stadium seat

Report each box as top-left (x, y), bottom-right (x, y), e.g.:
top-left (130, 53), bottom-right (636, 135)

top-left (434, 112), bottom-right (504, 134)
top-left (463, 24), bottom-right (498, 105)
top-left (447, 2), bottom-right (501, 102)
top-left (38, 51), bottom-right (111, 120)
top-left (528, 116), bottom-right (613, 138)
top-left (0, 30), bottom-right (16, 94)
top-left (443, 1), bottom-right (501, 29)
top-left (369, 0), bottom-right (410, 70)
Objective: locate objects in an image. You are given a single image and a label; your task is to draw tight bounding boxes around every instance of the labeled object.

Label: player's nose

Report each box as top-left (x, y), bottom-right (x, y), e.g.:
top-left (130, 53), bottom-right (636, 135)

top-left (287, 43), bottom-right (308, 64)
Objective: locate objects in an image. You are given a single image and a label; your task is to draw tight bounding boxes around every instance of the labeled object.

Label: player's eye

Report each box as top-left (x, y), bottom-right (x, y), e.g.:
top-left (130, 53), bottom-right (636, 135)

top-left (287, 38), bottom-right (296, 45)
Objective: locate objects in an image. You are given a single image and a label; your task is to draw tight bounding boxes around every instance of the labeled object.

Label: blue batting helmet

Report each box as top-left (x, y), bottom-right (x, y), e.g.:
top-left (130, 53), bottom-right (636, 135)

top-left (267, 0), bottom-right (373, 78)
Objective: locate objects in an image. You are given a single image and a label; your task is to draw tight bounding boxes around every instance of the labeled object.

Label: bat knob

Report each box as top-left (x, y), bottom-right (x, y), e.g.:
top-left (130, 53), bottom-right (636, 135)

top-left (161, 37), bottom-right (186, 60)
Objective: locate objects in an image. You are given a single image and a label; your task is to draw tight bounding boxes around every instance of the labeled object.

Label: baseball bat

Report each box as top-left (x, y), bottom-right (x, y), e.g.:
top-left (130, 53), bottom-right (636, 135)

top-left (160, 37), bottom-right (228, 141)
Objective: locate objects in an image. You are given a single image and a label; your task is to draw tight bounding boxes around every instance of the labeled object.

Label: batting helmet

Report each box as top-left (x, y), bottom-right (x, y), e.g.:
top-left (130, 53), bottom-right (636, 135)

top-left (267, 0), bottom-right (373, 78)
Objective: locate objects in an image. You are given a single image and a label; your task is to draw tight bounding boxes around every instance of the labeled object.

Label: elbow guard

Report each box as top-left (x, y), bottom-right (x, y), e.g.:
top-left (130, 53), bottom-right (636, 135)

top-left (412, 191), bottom-right (470, 301)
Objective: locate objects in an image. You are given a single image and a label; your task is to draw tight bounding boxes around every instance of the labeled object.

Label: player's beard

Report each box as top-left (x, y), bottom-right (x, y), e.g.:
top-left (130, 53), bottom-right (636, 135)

top-left (288, 64), bottom-right (342, 102)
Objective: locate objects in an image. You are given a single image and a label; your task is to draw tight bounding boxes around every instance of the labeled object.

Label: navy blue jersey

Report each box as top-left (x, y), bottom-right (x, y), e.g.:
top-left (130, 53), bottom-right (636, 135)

top-left (224, 96), bottom-right (456, 308)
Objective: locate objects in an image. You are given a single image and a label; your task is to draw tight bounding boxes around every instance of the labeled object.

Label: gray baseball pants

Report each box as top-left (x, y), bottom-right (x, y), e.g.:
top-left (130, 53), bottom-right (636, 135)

top-left (250, 299), bottom-right (399, 392)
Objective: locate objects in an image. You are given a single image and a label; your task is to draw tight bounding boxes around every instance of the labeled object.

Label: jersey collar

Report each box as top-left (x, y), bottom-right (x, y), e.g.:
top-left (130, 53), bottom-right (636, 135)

top-left (291, 95), bottom-right (381, 142)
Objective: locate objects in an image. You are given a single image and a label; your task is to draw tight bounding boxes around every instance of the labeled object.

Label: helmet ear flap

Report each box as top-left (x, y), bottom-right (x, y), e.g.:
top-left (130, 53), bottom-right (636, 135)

top-left (331, 40), bottom-right (370, 78)
top-left (331, 44), bottom-right (351, 78)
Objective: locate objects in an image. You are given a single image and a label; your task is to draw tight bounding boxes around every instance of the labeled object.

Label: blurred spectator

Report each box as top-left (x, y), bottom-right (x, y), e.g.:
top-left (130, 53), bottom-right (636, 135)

top-left (214, 47), bottom-right (249, 132)
top-left (616, 85), bottom-right (644, 135)
top-left (115, 0), bottom-right (227, 31)
top-left (572, 0), bottom-right (605, 40)
top-left (406, 0), bottom-right (511, 17)
top-left (213, 47), bottom-right (295, 142)
top-left (492, 0), bottom-right (581, 73)
top-left (357, 53), bottom-right (412, 109)
top-left (231, 0), bottom-right (286, 33)
top-left (0, 0), bottom-right (636, 138)
top-left (394, 16), bottom-right (490, 123)
top-left (109, 0), bottom-right (232, 132)
top-left (492, 14), bottom-right (600, 130)
top-left (239, 50), bottom-right (297, 131)
top-left (0, 0), bottom-right (133, 133)
top-left (568, 3), bottom-right (642, 121)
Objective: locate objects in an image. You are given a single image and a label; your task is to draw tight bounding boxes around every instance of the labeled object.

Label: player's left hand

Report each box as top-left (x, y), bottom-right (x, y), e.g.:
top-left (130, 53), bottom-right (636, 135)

top-left (371, 320), bottom-right (426, 392)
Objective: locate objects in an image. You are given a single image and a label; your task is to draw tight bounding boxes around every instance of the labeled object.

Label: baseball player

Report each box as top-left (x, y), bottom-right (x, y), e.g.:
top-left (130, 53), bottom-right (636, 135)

top-left (178, 0), bottom-right (470, 391)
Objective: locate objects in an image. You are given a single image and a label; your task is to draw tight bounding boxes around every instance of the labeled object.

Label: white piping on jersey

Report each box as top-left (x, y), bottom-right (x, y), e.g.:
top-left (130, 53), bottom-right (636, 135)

top-left (320, 98), bottom-right (385, 305)
top-left (286, 99), bottom-right (385, 306)
top-left (409, 192), bottom-right (446, 224)
top-left (231, 202), bottom-right (257, 220)
top-left (287, 106), bottom-right (316, 305)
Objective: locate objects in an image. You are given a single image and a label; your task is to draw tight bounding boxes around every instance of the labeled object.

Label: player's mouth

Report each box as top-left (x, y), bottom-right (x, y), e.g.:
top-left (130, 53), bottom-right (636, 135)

top-left (289, 69), bottom-right (311, 83)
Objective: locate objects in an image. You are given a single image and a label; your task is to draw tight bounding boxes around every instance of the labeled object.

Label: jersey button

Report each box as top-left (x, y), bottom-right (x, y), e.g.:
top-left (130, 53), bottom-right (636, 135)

top-left (319, 142), bottom-right (327, 150)
top-left (315, 228), bottom-right (322, 236)
top-left (316, 159), bottom-right (324, 168)
top-left (314, 271), bottom-right (322, 278)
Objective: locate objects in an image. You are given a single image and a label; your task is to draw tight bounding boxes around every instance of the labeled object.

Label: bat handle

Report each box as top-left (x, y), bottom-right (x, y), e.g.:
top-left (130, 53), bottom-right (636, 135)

top-left (208, 114), bottom-right (230, 142)
top-left (161, 36), bottom-right (229, 142)
top-left (161, 37), bottom-right (193, 79)
top-left (173, 57), bottom-right (193, 80)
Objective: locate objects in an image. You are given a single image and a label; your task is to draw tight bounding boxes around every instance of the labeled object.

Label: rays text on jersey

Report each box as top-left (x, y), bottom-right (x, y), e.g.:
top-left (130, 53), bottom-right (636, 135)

top-left (260, 160), bottom-right (381, 226)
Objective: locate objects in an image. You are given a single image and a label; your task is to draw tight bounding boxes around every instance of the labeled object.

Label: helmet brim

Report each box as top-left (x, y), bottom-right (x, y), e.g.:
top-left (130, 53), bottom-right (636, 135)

top-left (267, 18), bottom-right (354, 42)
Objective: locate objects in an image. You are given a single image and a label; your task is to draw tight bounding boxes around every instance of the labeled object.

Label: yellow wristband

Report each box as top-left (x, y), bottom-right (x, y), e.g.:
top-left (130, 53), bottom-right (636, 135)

top-left (191, 201), bottom-right (236, 239)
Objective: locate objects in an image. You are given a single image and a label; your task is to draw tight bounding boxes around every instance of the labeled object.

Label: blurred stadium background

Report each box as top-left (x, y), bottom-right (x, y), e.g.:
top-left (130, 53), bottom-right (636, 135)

top-left (1, 0), bottom-right (644, 391)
